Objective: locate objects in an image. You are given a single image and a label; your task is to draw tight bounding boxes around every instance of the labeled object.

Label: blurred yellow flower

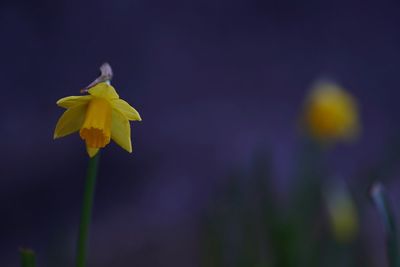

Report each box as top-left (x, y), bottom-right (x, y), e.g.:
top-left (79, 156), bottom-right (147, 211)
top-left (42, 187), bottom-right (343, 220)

top-left (303, 82), bottom-right (360, 142)
top-left (325, 181), bottom-right (359, 243)
top-left (54, 82), bottom-right (141, 157)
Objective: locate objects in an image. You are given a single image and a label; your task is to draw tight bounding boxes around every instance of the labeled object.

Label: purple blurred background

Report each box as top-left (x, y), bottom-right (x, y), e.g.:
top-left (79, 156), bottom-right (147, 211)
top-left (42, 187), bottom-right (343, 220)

top-left (2, 0), bottom-right (400, 266)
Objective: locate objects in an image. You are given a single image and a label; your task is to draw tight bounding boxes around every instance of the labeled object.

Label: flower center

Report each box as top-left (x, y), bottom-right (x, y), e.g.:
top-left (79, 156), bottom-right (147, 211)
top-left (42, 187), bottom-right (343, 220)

top-left (79, 97), bottom-right (112, 148)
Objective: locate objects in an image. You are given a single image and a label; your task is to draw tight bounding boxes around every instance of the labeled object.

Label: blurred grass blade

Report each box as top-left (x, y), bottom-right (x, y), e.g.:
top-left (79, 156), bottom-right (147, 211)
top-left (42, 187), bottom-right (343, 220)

top-left (20, 248), bottom-right (36, 267)
top-left (370, 182), bottom-right (399, 267)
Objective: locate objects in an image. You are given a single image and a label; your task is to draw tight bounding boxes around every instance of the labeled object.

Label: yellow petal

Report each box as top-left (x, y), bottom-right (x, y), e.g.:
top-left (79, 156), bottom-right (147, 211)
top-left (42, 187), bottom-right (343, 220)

top-left (79, 98), bottom-right (112, 148)
top-left (86, 146), bottom-right (100, 157)
top-left (54, 105), bottom-right (87, 139)
top-left (111, 109), bottom-right (132, 153)
top-left (88, 82), bottom-right (119, 100)
top-left (112, 99), bottom-right (142, 121)
top-left (57, 95), bottom-right (92, 108)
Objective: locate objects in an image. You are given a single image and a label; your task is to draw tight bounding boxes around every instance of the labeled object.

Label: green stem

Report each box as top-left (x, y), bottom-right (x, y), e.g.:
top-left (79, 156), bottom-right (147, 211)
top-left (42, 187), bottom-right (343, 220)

top-left (20, 248), bottom-right (36, 267)
top-left (76, 153), bottom-right (100, 267)
top-left (371, 182), bottom-right (399, 267)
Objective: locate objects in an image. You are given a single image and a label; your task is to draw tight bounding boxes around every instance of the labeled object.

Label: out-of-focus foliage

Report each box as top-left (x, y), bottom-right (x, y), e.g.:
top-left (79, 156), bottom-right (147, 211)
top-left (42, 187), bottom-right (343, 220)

top-left (201, 144), bottom-right (363, 267)
top-left (200, 83), bottom-right (398, 267)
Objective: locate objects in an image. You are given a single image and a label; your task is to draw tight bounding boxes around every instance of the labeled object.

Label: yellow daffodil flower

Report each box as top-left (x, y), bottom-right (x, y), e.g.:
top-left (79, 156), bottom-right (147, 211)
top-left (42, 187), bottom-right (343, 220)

top-left (325, 181), bottom-right (359, 243)
top-left (328, 197), bottom-right (359, 243)
top-left (303, 81), bottom-right (360, 143)
top-left (54, 82), bottom-right (141, 157)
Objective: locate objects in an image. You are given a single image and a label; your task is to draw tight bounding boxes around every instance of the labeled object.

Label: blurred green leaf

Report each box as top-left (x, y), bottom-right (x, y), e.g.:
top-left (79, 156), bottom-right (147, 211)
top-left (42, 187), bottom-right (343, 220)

top-left (20, 248), bottom-right (36, 267)
top-left (371, 182), bottom-right (399, 267)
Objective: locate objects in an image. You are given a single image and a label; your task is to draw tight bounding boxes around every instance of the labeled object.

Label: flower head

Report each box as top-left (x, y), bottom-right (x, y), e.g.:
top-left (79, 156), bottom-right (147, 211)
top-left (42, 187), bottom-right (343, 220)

top-left (325, 180), bottom-right (359, 243)
top-left (302, 81), bottom-right (360, 143)
top-left (54, 82), bottom-right (141, 157)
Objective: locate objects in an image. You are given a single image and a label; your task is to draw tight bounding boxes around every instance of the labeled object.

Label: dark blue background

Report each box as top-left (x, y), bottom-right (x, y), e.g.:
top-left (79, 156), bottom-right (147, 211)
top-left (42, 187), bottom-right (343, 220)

top-left (1, 0), bottom-right (400, 266)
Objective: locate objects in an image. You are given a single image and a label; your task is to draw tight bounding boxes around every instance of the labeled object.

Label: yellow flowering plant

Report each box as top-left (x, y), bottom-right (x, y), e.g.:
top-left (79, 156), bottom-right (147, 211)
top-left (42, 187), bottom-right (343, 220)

top-left (52, 63), bottom-right (141, 267)
top-left (54, 64), bottom-right (141, 157)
